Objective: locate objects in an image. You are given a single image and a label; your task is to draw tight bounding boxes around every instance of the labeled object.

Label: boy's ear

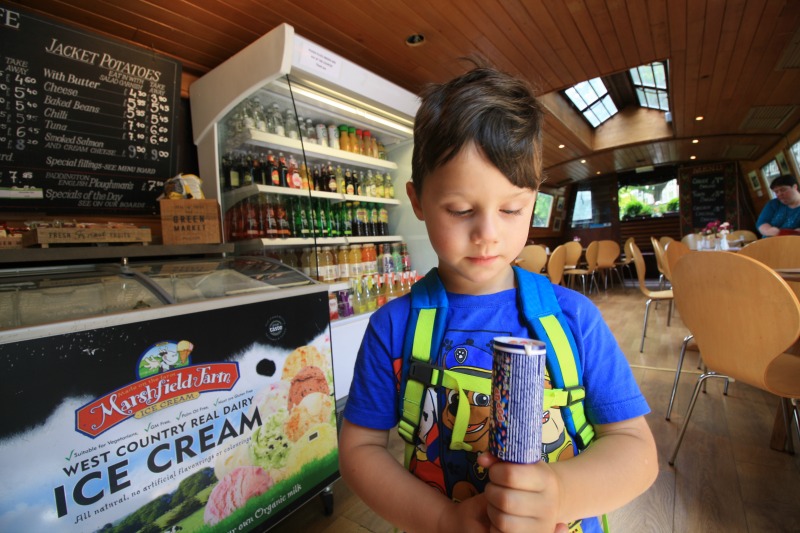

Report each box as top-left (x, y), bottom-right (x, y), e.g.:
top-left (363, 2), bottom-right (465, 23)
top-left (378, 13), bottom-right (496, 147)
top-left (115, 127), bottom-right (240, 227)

top-left (407, 181), bottom-right (424, 220)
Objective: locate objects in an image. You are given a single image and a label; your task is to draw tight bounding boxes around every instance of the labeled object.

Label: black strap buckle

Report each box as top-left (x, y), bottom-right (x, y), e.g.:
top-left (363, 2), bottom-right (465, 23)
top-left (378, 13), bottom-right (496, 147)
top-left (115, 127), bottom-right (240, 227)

top-left (408, 360), bottom-right (443, 387)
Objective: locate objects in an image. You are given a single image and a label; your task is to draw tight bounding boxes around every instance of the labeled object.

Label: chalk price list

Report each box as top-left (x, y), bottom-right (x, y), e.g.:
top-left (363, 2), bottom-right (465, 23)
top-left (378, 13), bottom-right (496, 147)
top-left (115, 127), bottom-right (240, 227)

top-left (0, 58), bottom-right (174, 205)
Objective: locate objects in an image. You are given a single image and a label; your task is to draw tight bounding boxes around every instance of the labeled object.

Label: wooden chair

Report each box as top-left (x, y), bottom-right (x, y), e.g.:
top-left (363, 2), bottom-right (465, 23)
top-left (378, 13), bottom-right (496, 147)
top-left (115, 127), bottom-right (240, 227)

top-left (563, 240), bottom-right (583, 271)
top-left (516, 244), bottom-right (548, 273)
top-left (659, 235), bottom-right (675, 250)
top-left (663, 240), bottom-right (700, 420)
top-left (564, 241), bottom-right (600, 295)
top-left (616, 237), bottom-right (635, 285)
top-left (628, 240), bottom-right (674, 352)
top-left (681, 233), bottom-right (699, 251)
top-left (650, 236), bottom-right (669, 289)
top-left (546, 244), bottom-right (567, 285)
top-left (726, 229), bottom-right (758, 247)
top-left (668, 252), bottom-right (800, 465)
top-left (738, 235), bottom-right (800, 268)
top-left (595, 240), bottom-right (624, 290)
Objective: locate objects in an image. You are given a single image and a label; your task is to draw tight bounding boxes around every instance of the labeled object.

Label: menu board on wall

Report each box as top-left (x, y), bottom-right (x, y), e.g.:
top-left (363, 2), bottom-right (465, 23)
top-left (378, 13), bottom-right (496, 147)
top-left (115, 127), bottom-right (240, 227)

top-left (0, 5), bottom-right (182, 214)
top-left (678, 163), bottom-right (738, 234)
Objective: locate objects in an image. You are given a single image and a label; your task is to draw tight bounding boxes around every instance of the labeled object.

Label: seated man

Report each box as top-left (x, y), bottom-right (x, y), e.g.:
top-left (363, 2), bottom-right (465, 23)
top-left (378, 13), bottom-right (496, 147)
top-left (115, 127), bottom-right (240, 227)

top-left (757, 174), bottom-right (800, 236)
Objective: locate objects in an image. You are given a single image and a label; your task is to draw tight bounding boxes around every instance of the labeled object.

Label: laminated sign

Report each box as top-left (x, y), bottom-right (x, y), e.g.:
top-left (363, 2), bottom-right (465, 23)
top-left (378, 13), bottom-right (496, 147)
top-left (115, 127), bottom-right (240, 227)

top-left (0, 292), bottom-right (338, 532)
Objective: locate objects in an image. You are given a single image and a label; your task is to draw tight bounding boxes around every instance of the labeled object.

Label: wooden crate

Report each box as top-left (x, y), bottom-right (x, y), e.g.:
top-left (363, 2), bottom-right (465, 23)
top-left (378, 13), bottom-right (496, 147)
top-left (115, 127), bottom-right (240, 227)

top-left (159, 199), bottom-right (221, 245)
top-left (0, 236), bottom-right (23, 249)
top-left (22, 227), bottom-right (152, 248)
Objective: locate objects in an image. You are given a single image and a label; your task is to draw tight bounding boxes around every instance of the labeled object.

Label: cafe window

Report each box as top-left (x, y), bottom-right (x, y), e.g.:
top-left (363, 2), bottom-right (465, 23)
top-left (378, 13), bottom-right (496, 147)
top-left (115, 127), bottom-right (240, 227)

top-left (569, 175), bottom-right (617, 228)
top-left (629, 61), bottom-right (670, 111)
top-left (532, 191), bottom-right (554, 228)
top-left (789, 140), bottom-right (800, 176)
top-left (618, 179), bottom-right (679, 219)
top-left (761, 160), bottom-right (781, 198)
top-left (562, 78), bottom-right (618, 127)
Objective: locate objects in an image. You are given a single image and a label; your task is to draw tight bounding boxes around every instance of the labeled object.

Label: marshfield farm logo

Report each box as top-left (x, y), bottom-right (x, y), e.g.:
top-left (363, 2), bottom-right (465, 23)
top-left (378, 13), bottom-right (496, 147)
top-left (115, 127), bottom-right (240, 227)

top-left (75, 341), bottom-right (239, 438)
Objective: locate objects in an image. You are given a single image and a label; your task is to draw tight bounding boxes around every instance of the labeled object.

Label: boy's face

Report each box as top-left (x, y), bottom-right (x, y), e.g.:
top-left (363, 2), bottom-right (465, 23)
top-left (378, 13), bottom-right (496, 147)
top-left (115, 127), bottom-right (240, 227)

top-left (408, 143), bottom-right (536, 295)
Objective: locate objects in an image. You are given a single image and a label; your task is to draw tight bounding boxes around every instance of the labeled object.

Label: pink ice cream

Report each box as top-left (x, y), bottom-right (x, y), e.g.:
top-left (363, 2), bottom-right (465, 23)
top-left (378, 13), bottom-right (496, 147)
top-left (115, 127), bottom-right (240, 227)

top-left (204, 466), bottom-right (273, 525)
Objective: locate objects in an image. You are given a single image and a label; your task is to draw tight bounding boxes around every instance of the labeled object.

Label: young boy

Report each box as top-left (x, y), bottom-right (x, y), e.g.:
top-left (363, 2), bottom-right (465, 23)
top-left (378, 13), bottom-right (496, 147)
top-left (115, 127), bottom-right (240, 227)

top-left (339, 66), bottom-right (657, 533)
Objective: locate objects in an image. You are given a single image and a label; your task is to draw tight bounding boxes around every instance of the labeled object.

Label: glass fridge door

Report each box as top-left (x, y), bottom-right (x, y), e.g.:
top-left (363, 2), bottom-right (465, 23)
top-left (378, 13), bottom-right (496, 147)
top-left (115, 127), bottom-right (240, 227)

top-left (132, 255), bottom-right (315, 303)
top-left (0, 264), bottom-right (168, 330)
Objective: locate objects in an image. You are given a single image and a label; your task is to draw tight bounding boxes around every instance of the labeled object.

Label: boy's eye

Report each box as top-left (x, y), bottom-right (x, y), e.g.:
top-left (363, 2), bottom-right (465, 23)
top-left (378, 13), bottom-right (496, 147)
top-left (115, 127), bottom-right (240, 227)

top-left (501, 208), bottom-right (524, 215)
top-left (447, 209), bottom-right (472, 217)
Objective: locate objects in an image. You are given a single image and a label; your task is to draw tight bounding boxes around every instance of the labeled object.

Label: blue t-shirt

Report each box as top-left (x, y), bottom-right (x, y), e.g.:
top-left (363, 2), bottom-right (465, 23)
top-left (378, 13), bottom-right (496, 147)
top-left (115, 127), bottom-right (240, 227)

top-left (344, 279), bottom-right (649, 533)
top-left (756, 198), bottom-right (800, 232)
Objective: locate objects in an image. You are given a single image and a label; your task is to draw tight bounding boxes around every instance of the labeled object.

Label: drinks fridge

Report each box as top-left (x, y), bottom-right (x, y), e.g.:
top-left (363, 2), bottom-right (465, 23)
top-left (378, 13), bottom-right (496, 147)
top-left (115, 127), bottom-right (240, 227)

top-left (189, 23), bottom-right (436, 449)
top-left (0, 257), bottom-right (339, 532)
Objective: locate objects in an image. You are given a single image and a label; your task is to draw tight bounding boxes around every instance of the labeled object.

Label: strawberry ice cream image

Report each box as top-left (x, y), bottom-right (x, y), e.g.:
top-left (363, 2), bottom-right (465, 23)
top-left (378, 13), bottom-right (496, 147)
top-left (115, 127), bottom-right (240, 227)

top-left (204, 466), bottom-right (273, 526)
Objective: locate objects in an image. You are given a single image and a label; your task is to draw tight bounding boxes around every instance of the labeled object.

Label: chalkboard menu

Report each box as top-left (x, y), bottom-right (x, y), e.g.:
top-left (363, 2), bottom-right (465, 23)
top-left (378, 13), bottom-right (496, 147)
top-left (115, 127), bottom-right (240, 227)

top-left (0, 5), bottom-right (181, 214)
top-left (678, 163), bottom-right (738, 234)
top-left (690, 174), bottom-right (726, 227)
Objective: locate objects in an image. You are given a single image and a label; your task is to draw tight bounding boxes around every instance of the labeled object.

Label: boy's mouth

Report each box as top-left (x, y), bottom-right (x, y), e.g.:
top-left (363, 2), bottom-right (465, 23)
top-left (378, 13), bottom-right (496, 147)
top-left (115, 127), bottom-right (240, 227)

top-left (468, 255), bottom-right (498, 263)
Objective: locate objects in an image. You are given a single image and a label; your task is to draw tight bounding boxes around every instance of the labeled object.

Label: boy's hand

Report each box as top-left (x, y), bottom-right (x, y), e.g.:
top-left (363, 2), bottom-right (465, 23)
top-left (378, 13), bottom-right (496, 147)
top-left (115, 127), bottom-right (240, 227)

top-left (436, 493), bottom-right (491, 533)
top-left (478, 453), bottom-right (568, 533)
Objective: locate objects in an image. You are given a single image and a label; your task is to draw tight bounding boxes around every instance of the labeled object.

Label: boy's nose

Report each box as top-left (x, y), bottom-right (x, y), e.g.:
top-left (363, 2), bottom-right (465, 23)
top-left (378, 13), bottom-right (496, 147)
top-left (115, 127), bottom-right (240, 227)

top-left (471, 213), bottom-right (500, 243)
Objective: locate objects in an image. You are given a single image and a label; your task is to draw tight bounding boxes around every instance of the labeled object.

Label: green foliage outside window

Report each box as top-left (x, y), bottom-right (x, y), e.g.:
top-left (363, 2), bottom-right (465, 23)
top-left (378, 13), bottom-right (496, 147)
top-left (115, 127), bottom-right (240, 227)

top-left (532, 192), bottom-right (554, 227)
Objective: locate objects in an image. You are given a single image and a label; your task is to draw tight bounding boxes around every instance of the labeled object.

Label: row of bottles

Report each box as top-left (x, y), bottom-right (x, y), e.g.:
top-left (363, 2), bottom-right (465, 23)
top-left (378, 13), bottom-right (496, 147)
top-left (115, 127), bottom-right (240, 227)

top-left (333, 271), bottom-right (418, 319)
top-left (226, 96), bottom-right (387, 159)
top-left (262, 242), bottom-right (411, 282)
top-left (225, 196), bottom-right (392, 241)
top-left (221, 151), bottom-right (395, 199)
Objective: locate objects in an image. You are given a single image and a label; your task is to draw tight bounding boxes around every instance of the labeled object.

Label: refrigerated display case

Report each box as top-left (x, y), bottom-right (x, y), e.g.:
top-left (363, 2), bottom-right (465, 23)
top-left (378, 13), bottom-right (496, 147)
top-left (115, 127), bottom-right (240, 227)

top-left (189, 23), bottom-right (436, 412)
top-left (0, 257), bottom-right (340, 532)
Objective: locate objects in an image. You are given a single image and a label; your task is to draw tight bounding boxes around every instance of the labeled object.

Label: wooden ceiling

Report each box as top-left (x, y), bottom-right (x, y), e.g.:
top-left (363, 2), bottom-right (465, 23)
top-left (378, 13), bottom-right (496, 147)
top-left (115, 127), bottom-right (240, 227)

top-left (11, 0), bottom-right (800, 186)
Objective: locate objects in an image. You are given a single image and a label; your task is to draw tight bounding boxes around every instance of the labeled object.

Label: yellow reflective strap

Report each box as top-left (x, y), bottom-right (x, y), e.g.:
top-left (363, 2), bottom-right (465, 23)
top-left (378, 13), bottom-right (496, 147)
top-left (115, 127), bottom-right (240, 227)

top-left (402, 308), bottom-right (438, 468)
top-left (412, 309), bottom-right (437, 362)
top-left (540, 314), bottom-right (595, 447)
top-left (544, 388), bottom-right (568, 410)
top-left (539, 315), bottom-right (577, 384)
top-left (442, 370), bottom-right (491, 451)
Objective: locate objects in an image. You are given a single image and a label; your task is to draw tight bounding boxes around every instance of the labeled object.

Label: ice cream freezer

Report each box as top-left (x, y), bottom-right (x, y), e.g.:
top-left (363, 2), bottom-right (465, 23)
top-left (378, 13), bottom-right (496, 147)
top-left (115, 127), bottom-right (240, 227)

top-left (0, 256), bottom-right (341, 532)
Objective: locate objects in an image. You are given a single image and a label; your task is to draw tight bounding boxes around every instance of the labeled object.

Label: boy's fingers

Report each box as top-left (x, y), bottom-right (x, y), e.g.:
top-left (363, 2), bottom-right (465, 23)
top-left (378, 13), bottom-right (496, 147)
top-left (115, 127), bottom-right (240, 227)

top-left (477, 451), bottom-right (499, 469)
top-left (486, 460), bottom-right (553, 491)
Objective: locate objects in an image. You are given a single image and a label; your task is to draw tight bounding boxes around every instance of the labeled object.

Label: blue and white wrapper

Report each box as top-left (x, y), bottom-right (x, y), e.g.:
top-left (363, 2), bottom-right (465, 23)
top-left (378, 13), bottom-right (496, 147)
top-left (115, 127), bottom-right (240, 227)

top-left (489, 337), bottom-right (546, 464)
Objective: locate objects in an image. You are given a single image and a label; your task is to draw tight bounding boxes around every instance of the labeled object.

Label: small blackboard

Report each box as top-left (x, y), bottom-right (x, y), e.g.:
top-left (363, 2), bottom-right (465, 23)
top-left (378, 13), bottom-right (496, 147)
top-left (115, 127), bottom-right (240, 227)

top-left (690, 174), bottom-right (726, 227)
top-left (0, 5), bottom-right (182, 214)
top-left (678, 163), bottom-right (738, 234)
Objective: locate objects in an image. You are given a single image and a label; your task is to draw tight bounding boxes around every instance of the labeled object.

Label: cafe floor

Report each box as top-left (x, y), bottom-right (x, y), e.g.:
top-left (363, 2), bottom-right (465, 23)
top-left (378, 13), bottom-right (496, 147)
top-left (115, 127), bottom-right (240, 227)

top-left (271, 280), bottom-right (800, 533)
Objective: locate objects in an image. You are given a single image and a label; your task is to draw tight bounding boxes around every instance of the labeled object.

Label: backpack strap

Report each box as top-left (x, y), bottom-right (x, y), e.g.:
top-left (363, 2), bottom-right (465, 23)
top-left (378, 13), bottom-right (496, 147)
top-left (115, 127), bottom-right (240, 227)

top-left (397, 268), bottom-right (448, 467)
top-left (397, 267), bottom-right (596, 470)
top-left (513, 266), bottom-right (595, 451)
top-left (397, 269), bottom-right (492, 467)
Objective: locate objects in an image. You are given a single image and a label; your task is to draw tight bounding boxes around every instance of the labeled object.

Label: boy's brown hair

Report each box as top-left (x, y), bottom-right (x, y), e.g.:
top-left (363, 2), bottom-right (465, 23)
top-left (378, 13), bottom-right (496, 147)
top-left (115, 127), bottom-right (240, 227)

top-left (410, 65), bottom-right (544, 197)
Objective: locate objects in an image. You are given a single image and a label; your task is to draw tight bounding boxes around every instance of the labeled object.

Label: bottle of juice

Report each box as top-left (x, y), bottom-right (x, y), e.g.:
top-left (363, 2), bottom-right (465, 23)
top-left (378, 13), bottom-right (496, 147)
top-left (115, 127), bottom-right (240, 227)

top-left (364, 275), bottom-right (377, 312)
top-left (339, 125), bottom-right (350, 152)
top-left (307, 247), bottom-right (319, 280)
top-left (375, 274), bottom-right (386, 308)
top-left (374, 171), bottom-right (385, 199)
top-left (384, 272), bottom-right (399, 302)
top-left (319, 246), bottom-right (336, 282)
top-left (401, 242), bottom-right (411, 271)
top-left (348, 244), bottom-right (363, 279)
top-left (362, 130), bottom-right (372, 157)
top-left (348, 127), bottom-right (357, 153)
top-left (371, 135), bottom-right (379, 159)
top-left (378, 243), bottom-right (394, 275)
top-left (351, 277), bottom-right (366, 315)
top-left (300, 247), bottom-right (311, 277)
top-left (337, 245), bottom-right (351, 281)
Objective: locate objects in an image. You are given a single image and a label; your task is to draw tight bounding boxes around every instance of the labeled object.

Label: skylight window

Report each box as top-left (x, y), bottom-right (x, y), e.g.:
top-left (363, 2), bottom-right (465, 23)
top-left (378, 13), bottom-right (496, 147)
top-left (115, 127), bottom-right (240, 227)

top-left (563, 78), bottom-right (618, 127)
top-left (630, 61), bottom-right (669, 111)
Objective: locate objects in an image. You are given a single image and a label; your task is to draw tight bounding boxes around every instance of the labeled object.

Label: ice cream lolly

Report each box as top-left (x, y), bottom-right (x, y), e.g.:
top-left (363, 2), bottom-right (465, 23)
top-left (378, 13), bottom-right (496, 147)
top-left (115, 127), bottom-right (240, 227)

top-left (489, 337), bottom-right (546, 464)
